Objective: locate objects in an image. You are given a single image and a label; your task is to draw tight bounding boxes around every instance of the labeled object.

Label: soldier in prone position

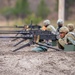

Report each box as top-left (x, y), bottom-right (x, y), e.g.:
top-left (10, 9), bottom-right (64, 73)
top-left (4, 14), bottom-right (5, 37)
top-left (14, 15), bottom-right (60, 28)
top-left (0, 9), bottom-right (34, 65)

top-left (32, 20), bottom-right (57, 52)
top-left (38, 19), bottom-right (56, 42)
top-left (41, 19), bottom-right (56, 34)
top-left (58, 26), bottom-right (75, 50)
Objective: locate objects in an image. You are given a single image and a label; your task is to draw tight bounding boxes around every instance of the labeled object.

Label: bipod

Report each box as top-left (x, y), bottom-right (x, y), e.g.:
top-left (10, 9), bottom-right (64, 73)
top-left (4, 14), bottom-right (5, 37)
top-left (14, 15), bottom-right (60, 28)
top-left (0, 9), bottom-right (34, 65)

top-left (13, 39), bottom-right (25, 47)
top-left (0, 25), bottom-right (24, 28)
top-left (12, 39), bottom-right (34, 52)
top-left (11, 34), bottom-right (20, 41)
top-left (12, 43), bottom-right (30, 52)
top-left (11, 30), bottom-right (25, 41)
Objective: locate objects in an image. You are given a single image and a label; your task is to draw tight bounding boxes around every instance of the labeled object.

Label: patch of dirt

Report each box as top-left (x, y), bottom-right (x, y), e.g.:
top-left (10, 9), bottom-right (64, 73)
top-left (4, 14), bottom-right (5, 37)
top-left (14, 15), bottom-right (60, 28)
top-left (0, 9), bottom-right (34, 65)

top-left (0, 36), bottom-right (75, 75)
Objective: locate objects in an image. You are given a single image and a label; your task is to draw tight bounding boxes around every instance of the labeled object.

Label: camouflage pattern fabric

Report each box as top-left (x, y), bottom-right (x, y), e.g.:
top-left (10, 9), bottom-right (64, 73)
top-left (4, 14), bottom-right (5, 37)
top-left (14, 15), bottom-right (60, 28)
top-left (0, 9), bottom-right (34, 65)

top-left (46, 25), bottom-right (56, 34)
top-left (58, 31), bottom-right (75, 49)
top-left (58, 26), bottom-right (69, 49)
top-left (32, 46), bottom-right (48, 52)
top-left (66, 23), bottom-right (74, 32)
top-left (65, 32), bottom-right (75, 44)
top-left (58, 38), bottom-right (65, 48)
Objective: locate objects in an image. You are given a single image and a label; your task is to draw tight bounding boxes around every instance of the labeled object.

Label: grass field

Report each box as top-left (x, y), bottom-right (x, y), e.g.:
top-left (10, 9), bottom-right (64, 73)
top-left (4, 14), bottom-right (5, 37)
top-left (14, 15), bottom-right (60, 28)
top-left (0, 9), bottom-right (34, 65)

top-left (0, 20), bottom-right (75, 28)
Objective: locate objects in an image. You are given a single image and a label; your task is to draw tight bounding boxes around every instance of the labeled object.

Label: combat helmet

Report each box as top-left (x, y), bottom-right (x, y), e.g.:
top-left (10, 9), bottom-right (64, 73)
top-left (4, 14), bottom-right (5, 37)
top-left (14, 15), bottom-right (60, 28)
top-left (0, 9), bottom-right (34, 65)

top-left (67, 23), bottom-right (74, 32)
top-left (57, 19), bottom-right (64, 25)
top-left (43, 20), bottom-right (50, 26)
top-left (59, 26), bottom-right (69, 33)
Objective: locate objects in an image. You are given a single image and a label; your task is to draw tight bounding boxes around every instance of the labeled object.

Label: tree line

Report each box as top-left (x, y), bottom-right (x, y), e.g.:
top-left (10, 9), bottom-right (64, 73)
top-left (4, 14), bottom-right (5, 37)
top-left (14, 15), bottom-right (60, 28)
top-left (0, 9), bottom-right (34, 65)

top-left (0, 0), bottom-right (50, 24)
top-left (0, 0), bottom-right (75, 25)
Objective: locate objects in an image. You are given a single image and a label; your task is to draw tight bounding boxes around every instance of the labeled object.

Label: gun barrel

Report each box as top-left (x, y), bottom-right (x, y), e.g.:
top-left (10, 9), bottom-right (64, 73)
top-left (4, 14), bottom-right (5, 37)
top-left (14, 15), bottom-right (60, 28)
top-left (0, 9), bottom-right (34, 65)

top-left (0, 25), bottom-right (41, 29)
top-left (0, 36), bottom-right (33, 39)
top-left (0, 26), bottom-right (24, 28)
top-left (35, 42), bottom-right (62, 51)
top-left (0, 30), bottom-right (21, 32)
top-left (0, 30), bottom-right (29, 34)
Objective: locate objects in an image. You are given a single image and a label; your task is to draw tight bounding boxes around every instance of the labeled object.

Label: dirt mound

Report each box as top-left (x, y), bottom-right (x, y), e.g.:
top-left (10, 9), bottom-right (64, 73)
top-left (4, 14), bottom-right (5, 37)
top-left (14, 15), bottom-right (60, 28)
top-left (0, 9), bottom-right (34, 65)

top-left (0, 38), bottom-right (75, 75)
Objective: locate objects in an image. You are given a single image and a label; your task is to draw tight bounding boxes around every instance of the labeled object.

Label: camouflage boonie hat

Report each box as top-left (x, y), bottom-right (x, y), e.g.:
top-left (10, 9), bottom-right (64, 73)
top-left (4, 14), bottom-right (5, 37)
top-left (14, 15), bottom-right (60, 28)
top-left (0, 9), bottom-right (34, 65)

top-left (59, 26), bottom-right (69, 33)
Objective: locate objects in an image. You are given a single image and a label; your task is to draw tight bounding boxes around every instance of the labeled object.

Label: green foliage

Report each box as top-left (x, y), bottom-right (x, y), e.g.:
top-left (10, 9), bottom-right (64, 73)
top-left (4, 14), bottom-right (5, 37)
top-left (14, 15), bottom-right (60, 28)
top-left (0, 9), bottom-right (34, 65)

top-left (55, 0), bottom-right (58, 12)
top-left (65, 0), bottom-right (75, 20)
top-left (15, 0), bottom-right (31, 17)
top-left (0, 7), bottom-right (13, 15)
top-left (36, 0), bottom-right (50, 19)
top-left (24, 14), bottom-right (42, 25)
top-left (0, 0), bottom-right (31, 19)
top-left (0, 7), bottom-right (15, 22)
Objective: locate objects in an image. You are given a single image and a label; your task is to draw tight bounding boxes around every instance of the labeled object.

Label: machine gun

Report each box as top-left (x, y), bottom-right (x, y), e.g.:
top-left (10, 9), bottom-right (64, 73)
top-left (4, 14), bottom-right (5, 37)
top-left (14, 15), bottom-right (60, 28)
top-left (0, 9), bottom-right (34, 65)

top-left (34, 42), bottom-right (62, 51)
top-left (0, 20), bottom-right (59, 52)
top-left (0, 24), bottom-right (41, 29)
top-left (0, 20), bottom-right (41, 41)
top-left (0, 29), bottom-right (58, 52)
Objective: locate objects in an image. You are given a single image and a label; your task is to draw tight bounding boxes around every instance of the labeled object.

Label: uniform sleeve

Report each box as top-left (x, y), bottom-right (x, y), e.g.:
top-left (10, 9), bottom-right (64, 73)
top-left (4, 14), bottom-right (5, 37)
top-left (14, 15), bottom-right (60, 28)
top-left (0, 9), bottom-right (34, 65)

top-left (47, 25), bottom-right (56, 34)
top-left (64, 32), bottom-right (75, 44)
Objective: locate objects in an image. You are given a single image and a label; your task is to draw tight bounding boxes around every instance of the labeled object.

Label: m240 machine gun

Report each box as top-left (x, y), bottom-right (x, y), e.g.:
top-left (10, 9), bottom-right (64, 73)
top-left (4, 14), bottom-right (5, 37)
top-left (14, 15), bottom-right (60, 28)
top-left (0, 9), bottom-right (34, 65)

top-left (0, 29), bottom-right (59, 52)
top-left (0, 20), bottom-right (61, 52)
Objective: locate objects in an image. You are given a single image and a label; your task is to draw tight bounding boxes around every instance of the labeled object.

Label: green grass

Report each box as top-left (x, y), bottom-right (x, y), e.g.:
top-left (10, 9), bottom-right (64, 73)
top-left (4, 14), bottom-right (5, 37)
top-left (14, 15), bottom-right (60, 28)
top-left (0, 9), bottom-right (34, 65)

top-left (1, 20), bottom-right (75, 28)
top-left (51, 20), bottom-right (75, 28)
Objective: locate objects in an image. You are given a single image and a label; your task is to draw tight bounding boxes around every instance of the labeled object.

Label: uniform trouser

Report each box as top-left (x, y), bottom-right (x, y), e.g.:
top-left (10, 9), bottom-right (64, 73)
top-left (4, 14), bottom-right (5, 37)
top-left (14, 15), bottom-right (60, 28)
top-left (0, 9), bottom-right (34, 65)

top-left (58, 38), bottom-right (65, 49)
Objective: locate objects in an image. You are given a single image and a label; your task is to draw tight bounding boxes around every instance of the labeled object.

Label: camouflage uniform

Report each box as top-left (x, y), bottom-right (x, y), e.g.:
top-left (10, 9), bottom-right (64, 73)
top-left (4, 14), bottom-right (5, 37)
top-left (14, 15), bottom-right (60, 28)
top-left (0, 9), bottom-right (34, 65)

top-left (40, 19), bottom-right (56, 41)
top-left (46, 25), bottom-right (56, 34)
top-left (58, 26), bottom-right (69, 49)
top-left (65, 23), bottom-right (75, 44)
top-left (32, 19), bottom-right (56, 52)
top-left (66, 23), bottom-right (75, 32)
top-left (56, 19), bottom-right (64, 32)
top-left (58, 26), bottom-right (75, 49)
top-left (56, 19), bottom-right (64, 39)
top-left (43, 20), bottom-right (56, 34)
top-left (65, 32), bottom-right (75, 44)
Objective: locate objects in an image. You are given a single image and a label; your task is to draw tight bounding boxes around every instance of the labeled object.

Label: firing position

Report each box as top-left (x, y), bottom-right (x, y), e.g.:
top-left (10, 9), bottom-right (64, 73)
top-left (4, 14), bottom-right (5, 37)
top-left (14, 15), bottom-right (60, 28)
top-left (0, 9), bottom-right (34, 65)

top-left (58, 26), bottom-right (75, 50)
top-left (32, 19), bottom-right (57, 52)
